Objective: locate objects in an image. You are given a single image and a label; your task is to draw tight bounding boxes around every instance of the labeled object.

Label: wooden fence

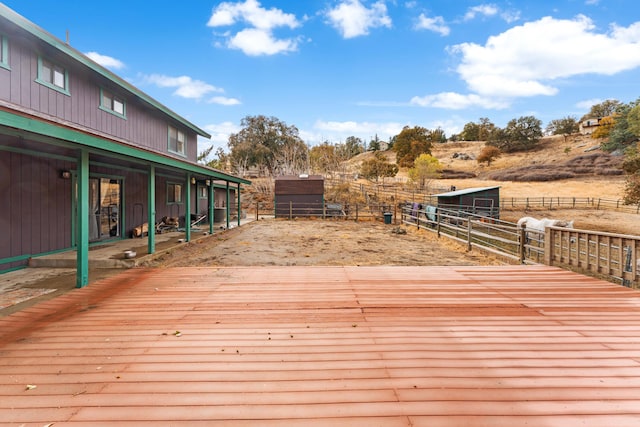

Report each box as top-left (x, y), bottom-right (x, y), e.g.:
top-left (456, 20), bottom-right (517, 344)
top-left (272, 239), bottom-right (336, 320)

top-left (331, 179), bottom-right (640, 214)
top-left (400, 203), bottom-right (640, 287)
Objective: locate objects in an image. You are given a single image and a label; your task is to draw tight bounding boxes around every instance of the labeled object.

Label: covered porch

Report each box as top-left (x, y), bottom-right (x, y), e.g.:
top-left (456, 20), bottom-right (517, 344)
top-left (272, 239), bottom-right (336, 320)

top-left (0, 110), bottom-right (250, 287)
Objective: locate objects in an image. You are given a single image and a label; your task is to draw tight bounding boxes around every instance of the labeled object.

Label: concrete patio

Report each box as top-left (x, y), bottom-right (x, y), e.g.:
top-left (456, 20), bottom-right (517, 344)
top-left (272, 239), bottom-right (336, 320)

top-left (2, 265), bottom-right (640, 425)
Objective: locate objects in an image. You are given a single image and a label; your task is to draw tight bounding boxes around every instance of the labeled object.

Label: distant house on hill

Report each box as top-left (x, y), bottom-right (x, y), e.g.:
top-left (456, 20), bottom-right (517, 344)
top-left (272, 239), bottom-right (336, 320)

top-left (0, 5), bottom-right (250, 286)
top-left (579, 118), bottom-right (601, 135)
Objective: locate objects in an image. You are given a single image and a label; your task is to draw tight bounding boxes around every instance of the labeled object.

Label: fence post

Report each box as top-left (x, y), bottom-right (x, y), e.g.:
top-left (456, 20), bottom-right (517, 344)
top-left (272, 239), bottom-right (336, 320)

top-left (466, 219), bottom-right (472, 252)
top-left (519, 225), bottom-right (526, 264)
top-left (323, 201), bottom-right (326, 220)
top-left (544, 227), bottom-right (553, 266)
top-left (355, 204), bottom-right (359, 222)
top-left (256, 202), bottom-right (259, 221)
top-left (436, 212), bottom-right (441, 238)
top-left (289, 201), bottom-right (292, 220)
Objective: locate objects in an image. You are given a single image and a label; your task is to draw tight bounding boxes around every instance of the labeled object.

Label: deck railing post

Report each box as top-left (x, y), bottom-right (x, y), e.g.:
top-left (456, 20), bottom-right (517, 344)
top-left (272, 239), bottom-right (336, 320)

top-left (519, 225), bottom-right (526, 264)
top-left (544, 227), bottom-right (553, 266)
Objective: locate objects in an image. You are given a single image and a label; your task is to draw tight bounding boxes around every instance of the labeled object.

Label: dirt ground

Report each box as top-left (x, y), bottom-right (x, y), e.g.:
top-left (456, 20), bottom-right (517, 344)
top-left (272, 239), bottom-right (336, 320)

top-left (142, 219), bottom-right (504, 268)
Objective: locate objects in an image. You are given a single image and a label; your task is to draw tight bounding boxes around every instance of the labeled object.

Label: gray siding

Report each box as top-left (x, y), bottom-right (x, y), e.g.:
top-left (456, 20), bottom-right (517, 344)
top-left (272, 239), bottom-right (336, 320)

top-left (0, 28), bottom-right (197, 162)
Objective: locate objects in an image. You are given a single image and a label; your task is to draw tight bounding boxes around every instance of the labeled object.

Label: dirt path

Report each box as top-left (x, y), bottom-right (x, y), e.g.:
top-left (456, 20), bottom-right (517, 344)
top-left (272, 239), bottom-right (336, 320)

top-left (142, 219), bottom-right (505, 267)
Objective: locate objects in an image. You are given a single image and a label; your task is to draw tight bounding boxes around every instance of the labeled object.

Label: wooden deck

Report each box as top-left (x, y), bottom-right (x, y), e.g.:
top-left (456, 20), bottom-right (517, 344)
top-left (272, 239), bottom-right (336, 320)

top-left (2, 265), bottom-right (640, 426)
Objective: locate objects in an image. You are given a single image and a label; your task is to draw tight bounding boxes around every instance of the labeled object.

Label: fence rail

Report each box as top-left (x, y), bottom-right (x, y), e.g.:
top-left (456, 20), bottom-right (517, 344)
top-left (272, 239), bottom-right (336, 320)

top-left (325, 179), bottom-right (640, 214)
top-left (400, 203), bottom-right (640, 287)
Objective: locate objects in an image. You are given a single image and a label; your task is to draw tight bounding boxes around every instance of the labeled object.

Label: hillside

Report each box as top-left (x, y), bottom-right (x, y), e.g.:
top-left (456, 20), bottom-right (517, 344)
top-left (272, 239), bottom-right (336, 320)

top-left (348, 135), bottom-right (628, 199)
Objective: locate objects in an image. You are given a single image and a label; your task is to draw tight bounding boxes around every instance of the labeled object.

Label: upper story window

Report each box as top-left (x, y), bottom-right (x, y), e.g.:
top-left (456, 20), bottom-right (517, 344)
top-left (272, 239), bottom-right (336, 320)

top-left (100, 88), bottom-right (126, 119)
top-left (36, 56), bottom-right (69, 95)
top-left (168, 126), bottom-right (186, 156)
top-left (0, 35), bottom-right (9, 70)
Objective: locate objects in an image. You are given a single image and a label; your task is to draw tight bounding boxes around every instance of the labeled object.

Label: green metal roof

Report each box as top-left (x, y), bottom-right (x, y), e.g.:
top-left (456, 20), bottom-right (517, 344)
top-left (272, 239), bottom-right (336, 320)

top-left (0, 4), bottom-right (211, 139)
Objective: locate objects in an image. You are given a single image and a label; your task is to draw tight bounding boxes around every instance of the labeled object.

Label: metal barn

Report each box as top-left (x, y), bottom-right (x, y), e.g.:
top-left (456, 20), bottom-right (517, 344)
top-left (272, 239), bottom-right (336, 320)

top-left (435, 186), bottom-right (500, 219)
top-left (275, 175), bottom-right (324, 218)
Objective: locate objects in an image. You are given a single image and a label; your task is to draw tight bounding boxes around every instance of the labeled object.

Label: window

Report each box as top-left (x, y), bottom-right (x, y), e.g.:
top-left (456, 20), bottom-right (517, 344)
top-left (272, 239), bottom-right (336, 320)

top-left (168, 126), bottom-right (186, 156)
top-left (198, 185), bottom-right (208, 199)
top-left (0, 35), bottom-right (9, 70)
top-left (36, 56), bottom-right (69, 95)
top-left (100, 88), bottom-right (126, 118)
top-left (167, 182), bottom-right (183, 204)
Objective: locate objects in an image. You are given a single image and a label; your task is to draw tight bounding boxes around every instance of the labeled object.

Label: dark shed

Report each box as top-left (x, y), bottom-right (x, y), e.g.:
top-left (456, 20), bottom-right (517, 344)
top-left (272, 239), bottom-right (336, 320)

top-left (435, 186), bottom-right (500, 219)
top-left (275, 175), bottom-right (324, 218)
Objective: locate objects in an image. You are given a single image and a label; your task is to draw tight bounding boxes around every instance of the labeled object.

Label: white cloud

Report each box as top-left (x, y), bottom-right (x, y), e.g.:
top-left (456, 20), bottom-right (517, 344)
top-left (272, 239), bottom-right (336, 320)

top-left (144, 74), bottom-right (223, 100)
top-left (207, 0), bottom-right (301, 55)
top-left (325, 0), bottom-right (392, 39)
top-left (200, 121), bottom-right (242, 150)
top-left (408, 15), bottom-right (640, 112)
top-left (415, 14), bottom-right (450, 36)
top-left (410, 92), bottom-right (509, 109)
top-left (452, 15), bottom-right (640, 98)
top-left (227, 28), bottom-right (299, 55)
top-left (311, 119), bottom-right (404, 143)
top-left (85, 51), bottom-right (125, 70)
top-left (576, 98), bottom-right (602, 110)
top-left (463, 4), bottom-right (499, 21)
top-left (208, 96), bottom-right (241, 106)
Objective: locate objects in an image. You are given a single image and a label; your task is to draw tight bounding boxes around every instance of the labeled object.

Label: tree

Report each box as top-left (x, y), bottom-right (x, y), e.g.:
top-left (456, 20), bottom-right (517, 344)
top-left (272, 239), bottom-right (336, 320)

top-left (488, 116), bottom-right (542, 153)
top-left (592, 116), bottom-right (616, 140)
top-left (581, 99), bottom-right (622, 120)
top-left (460, 121), bottom-right (479, 141)
top-left (342, 136), bottom-right (364, 159)
top-left (622, 142), bottom-right (640, 204)
top-left (309, 142), bottom-right (339, 176)
top-left (227, 115), bottom-right (308, 177)
top-left (359, 152), bottom-right (398, 183)
top-left (407, 153), bottom-right (442, 190)
top-left (369, 134), bottom-right (381, 151)
top-left (476, 146), bottom-right (501, 166)
top-left (546, 116), bottom-right (579, 141)
top-left (392, 126), bottom-right (433, 167)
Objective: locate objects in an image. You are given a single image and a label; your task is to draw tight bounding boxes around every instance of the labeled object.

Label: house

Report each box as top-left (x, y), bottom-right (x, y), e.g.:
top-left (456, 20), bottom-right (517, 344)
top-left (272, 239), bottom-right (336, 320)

top-left (0, 5), bottom-right (250, 287)
top-left (274, 175), bottom-right (324, 218)
top-left (579, 118), bottom-right (601, 135)
top-left (435, 186), bottom-right (500, 219)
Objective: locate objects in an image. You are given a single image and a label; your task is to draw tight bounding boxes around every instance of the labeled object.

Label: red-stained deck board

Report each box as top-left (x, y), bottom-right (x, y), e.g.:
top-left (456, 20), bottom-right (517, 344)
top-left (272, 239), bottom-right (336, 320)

top-left (2, 265), bottom-right (640, 426)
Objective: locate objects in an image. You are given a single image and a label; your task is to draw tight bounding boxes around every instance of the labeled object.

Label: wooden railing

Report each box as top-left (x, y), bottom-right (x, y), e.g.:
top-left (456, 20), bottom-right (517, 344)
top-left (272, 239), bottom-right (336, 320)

top-left (545, 227), bottom-right (640, 286)
top-left (400, 203), bottom-right (640, 287)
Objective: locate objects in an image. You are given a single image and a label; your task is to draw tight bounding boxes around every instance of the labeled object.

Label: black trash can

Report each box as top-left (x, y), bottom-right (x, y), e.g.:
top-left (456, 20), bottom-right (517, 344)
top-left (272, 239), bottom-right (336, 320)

top-left (383, 212), bottom-right (393, 224)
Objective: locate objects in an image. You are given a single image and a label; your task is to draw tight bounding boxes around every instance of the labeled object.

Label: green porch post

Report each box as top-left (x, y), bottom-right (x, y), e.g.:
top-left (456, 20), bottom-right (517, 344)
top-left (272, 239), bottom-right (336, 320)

top-left (76, 149), bottom-right (89, 288)
top-left (147, 165), bottom-right (156, 254)
top-left (185, 174), bottom-right (192, 242)
top-left (226, 181), bottom-right (230, 230)
top-left (209, 179), bottom-right (215, 234)
top-left (237, 183), bottom-right (241, 227)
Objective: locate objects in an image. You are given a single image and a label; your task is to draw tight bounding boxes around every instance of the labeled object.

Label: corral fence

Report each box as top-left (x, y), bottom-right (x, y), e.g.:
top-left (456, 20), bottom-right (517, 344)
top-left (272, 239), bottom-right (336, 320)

top-left (328, 179), bottom-right (640, 215)
top-left (254, 200), bottom-right (396, 222)
top-left (400, 203), bottom-right (640, 287)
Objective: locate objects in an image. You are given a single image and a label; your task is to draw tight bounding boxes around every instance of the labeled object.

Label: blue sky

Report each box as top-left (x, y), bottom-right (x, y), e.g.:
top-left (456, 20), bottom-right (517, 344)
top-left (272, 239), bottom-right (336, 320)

top-left (6, 1), bottom-right (640, 155)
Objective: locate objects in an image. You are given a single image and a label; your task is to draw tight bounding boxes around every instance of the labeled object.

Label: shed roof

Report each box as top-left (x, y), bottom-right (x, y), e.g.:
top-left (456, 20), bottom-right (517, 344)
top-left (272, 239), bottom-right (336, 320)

top-left (435, 186), bottom-right (500, 198)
